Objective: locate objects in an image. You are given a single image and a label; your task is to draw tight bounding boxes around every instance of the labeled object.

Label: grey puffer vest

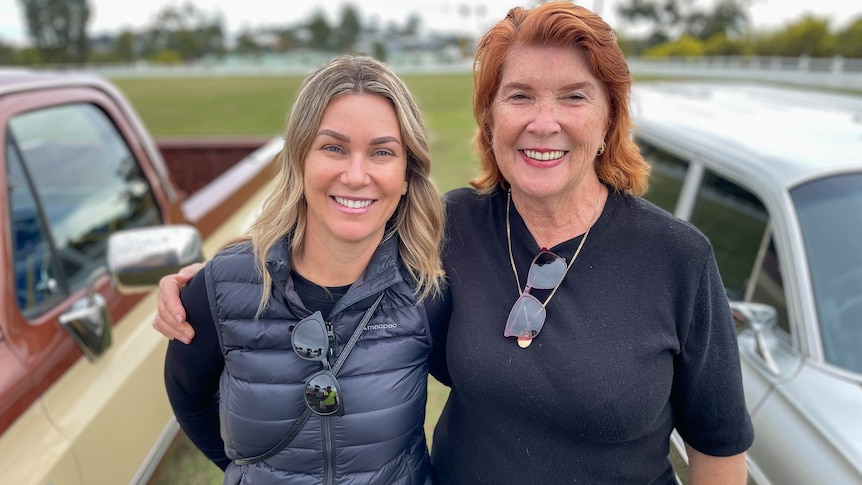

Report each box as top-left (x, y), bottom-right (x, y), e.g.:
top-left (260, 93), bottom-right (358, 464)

top-left (205, 236), bottom-right (432, 485)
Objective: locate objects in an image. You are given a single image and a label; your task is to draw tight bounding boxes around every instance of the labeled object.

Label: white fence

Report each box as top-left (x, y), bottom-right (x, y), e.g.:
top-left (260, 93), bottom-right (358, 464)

top-left (627, 56), bottom-right (862, 92)
top-left (33, 54), bottom-right (862, 92)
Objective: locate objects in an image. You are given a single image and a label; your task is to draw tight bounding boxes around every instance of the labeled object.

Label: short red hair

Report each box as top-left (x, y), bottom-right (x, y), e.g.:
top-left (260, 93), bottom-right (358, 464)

top-left (471, 2), bottom-right (649, 195)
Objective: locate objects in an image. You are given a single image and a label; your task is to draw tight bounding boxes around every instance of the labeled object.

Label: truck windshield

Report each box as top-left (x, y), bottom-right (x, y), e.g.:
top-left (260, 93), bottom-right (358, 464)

top-left (792, 171), bottom-right (862, 375)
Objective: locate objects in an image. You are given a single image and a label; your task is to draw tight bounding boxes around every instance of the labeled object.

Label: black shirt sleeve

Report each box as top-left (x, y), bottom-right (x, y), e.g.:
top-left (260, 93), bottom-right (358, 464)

top-left (425, 286), bottom-right (452, 387)
top-left (163, 267), bottom-right (230, 471)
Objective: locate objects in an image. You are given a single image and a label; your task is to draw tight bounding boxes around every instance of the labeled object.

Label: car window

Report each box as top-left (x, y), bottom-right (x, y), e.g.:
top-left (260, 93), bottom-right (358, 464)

top-left (638, 139), bottom-right (689, 214)
top-left (749, 237), bottom-right (790, 334)
top-left (689, 172), bottom-right (792, 337)
top-left (6, 103), bottom-right (163, 317)
top-left (689, 172), bottom-right (768, 301)
top-left (792, 172), bottom-right (862, 373)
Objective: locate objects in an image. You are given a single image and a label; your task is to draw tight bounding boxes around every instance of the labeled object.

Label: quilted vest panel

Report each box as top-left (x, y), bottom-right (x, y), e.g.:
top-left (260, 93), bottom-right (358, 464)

top-left (208, 239), bottom-right (432, 484)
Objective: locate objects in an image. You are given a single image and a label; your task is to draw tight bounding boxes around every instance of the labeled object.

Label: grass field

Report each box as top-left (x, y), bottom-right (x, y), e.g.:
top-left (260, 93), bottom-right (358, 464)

top-left (115, 73), bottom-right (481, 193)
top-left (113, 73), bottom-right (476, 484)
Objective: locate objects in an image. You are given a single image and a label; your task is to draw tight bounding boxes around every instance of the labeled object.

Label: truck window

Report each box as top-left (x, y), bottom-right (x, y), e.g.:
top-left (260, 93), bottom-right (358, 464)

top-left (6, 103), bottom-right (163, 316)
top-left (6, 138), bottom-right (64, 313)
top-left (637, 138), bottom-right (689, 215)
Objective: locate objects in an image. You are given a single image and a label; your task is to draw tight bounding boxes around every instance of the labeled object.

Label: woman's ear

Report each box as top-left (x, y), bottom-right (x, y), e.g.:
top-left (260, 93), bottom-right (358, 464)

top-left (402, 179), bottom-right (408, 195)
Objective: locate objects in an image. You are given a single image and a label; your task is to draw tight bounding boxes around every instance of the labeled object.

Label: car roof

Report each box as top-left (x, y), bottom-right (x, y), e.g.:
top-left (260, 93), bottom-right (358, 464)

top-left (630, 81), bottom-right (862, 190)
top-left (0, 68), bottom-right (108, 97)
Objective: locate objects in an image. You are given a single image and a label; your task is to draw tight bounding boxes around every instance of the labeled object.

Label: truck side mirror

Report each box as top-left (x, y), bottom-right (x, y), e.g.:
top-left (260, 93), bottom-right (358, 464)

top-left (59, 225), bottom-right (203, 361)
top-left (107, 224), bottom-right (204, 294)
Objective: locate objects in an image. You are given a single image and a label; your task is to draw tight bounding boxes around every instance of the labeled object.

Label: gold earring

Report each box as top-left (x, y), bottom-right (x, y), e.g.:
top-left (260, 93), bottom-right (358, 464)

top-left (597, 142), bottom-right (606, 156)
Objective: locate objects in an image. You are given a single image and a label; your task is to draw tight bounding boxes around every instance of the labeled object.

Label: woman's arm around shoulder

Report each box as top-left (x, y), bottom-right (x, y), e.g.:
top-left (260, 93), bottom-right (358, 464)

top-left (154, 263), bottom-right (204, 343)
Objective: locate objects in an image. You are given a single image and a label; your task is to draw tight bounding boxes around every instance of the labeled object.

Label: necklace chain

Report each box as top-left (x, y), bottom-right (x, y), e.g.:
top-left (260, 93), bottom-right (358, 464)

top-left (506, 189), bottom-right (602, 307)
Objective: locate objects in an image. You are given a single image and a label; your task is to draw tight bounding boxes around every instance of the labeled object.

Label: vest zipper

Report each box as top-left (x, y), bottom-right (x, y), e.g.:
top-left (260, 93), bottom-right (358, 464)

top-left (323, 415), bottom-right (336, 484)
top-left (323, 315), bottom-right (336, 485)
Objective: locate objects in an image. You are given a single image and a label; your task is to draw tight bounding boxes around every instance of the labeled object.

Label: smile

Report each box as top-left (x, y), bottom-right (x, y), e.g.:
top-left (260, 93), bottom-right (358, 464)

top-left (333, 196), bottom-right (374, 209)
top-left (522, 149), bottom-right (566, 161)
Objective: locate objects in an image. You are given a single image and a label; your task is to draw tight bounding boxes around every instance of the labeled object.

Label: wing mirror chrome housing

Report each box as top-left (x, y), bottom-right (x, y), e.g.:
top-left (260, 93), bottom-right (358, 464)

top-left (59, 225), bottom-right (203, 361)
top-left (107, 224), bottom-right (203, 294)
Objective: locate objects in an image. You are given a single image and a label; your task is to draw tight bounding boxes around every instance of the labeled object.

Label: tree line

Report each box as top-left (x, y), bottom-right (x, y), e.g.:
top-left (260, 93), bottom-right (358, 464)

top-left (0, 0), bottom-right (421, 66)
top-left (2, 0), bottom-right (862, 67)
top-left (618, 0), bottom-right (862, 58)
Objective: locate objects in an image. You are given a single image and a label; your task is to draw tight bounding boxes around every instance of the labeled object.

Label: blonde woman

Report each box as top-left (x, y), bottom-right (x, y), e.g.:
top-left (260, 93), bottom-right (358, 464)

top-left (163, 55), bottom-right (444, 484)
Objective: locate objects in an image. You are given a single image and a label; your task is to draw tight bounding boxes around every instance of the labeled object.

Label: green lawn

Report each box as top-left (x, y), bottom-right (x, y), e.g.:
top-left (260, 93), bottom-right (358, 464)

top-left (113, 73), bottom-right (474, 484)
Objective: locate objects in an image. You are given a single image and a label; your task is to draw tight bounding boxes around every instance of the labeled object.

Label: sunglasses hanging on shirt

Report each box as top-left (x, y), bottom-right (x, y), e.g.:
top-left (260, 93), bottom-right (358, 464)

top-left (504, 189), bottom-right (601, 348)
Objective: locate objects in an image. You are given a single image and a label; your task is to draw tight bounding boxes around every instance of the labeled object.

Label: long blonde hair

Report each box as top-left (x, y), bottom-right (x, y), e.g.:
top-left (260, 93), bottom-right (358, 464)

top-left (247, 55), bottom-right (445, 315)
top-left (471, 2), bottom-right (650, 195)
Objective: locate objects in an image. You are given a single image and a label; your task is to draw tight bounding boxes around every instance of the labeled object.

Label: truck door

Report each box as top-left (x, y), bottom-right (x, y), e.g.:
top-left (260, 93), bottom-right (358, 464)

top-left (1, 92), bottom-right (171, 484)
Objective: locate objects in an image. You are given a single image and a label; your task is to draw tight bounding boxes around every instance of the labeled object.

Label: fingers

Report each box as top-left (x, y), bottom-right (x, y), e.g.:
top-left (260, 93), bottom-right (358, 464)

top-left (178, 262), bottom-right (204, 279)
top-left (153, 314), bottom-right (188, 343)
top-left (154, 271), bottom-right (198, 344)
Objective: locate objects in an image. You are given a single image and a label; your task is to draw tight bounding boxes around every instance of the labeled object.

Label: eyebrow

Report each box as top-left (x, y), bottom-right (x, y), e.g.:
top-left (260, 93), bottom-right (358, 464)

top-left (500, 80), bottom-right (598, 92)
top-left (498, 81), bottom-right (530, 91)
top-left (370, 136), bottom-right (402, 146)
top-left (317, 129), bottom-right (349, 142)
top-left (317, 130), bottom-right (402, 146)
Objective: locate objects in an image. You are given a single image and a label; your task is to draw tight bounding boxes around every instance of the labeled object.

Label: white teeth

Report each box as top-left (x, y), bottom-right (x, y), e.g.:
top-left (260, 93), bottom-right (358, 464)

top-left (523, 149), bottom-right (565, 161)
top-left (334, 196), bottom-right (373, 209)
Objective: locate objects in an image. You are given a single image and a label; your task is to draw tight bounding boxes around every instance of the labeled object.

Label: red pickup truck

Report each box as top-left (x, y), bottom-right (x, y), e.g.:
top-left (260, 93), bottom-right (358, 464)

top-left (0, 70), bottom-right (281, 484)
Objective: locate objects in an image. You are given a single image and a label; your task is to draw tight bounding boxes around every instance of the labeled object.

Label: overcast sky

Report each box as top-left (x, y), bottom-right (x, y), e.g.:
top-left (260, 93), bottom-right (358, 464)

top-left (1, 0), bottom-right (861, 46)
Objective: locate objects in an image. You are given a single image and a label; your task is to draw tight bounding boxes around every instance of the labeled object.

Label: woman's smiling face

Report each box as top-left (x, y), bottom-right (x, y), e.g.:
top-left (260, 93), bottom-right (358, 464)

top-left (491, 45), bottom-right (609, 203)
top-left (303, 93), bottom-right (408, 248)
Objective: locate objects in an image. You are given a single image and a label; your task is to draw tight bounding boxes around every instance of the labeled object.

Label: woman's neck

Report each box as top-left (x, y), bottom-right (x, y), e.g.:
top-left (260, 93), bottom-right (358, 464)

top-left (291, 231), bottom-right (383, 287)
top-left (511, 181), bottom-right (606, 249)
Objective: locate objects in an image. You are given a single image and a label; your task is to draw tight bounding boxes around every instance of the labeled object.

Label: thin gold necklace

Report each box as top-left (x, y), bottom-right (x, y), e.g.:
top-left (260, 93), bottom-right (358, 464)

top-left (506, 189), bottom-right (602, 305)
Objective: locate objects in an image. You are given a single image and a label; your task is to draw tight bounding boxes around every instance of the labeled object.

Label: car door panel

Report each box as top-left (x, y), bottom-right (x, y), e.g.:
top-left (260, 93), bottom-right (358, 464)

top-left (0, 395), bottom-right (83, 485)
top-left (750, 375), bottom-right (860, 484)
top-left (40, 291), bottom-right (173, 484)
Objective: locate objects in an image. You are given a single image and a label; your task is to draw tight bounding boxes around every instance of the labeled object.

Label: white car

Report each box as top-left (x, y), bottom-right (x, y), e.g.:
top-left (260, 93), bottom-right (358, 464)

top-left (631, 82), bottom-right (862, 484)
